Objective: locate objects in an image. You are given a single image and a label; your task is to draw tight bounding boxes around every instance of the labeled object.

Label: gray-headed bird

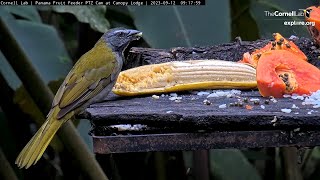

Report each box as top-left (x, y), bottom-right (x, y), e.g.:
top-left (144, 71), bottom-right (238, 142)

top-left (16, 28), bottom-right (142, 168)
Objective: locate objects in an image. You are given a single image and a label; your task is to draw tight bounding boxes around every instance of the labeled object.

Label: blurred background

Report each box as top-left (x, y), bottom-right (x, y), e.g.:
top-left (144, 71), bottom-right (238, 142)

top-left (0, 0), bottom-right (320, 179)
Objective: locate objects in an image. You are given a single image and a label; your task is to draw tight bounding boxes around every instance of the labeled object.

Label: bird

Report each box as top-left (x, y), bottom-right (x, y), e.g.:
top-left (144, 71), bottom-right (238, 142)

top-left (304, 6), bottom-right (320, 46)
top-left (15, 28), bottom-right (142, 169)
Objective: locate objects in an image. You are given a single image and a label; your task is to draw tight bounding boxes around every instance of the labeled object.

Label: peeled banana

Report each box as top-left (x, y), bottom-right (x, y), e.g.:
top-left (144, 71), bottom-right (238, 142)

top-left (112, 60), bottom-right (257, 96)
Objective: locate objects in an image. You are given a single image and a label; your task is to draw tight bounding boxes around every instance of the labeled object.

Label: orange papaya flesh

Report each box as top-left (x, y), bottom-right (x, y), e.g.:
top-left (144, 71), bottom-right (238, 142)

top-left (257, 50), bottom-right (320, 98)
top-left (272, 33), bottom-right (307, 61)
top-left (239, 33), bottom-right (307, 68)
top-left (239, 52), bottom-right (257, 67)
top-left (238, 46), bottom-right (270, 68)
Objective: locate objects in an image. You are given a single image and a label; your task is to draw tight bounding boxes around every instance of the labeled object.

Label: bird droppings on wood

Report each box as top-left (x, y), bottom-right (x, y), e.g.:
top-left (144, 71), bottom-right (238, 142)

top-left (271, 116), bottom-right (277, 123)
top-left (218, 104), bottom-right (227, 108)
top-left (270, 97), bottom-right (278, 103)
top-left (152, 95), bottom-right (160, 99)
top-left (203, 99), bottom-right (212, 105)
top-left (281, 108), bottom-right (292, 113)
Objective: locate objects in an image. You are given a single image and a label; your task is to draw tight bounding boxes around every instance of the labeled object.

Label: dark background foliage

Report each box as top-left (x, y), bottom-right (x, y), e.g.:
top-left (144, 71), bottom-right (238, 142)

top-left (0, 0), bottom-right (320, 179)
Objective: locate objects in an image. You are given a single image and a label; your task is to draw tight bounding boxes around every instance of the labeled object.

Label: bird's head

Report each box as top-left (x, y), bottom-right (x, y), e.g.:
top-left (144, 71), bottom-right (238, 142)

top-left (304, 7), bottom-right (314, 19)
top-left (102, 28), bottom-right (142, 53)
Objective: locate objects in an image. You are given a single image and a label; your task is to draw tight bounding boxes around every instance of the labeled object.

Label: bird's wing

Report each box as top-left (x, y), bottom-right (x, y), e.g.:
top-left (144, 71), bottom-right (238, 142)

top-left (50, 40), bottom-right (117, 119)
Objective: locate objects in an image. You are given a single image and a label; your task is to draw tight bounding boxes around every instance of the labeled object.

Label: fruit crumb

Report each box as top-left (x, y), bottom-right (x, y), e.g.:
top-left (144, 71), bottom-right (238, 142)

top-left (246, 105), bottom-right (253, 110)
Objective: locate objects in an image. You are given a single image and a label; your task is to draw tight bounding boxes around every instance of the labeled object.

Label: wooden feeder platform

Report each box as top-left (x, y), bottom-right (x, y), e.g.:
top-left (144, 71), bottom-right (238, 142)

top-left (78, 36), bottom-right (320, 154)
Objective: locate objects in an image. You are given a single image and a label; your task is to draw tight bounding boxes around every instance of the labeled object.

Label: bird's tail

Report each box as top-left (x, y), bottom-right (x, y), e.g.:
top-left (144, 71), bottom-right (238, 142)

top-left (15, 107), bottom-right (69, 169)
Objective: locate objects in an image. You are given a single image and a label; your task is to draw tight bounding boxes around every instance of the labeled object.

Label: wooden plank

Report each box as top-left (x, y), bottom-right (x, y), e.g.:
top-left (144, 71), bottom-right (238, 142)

top-left (92, 130), bottom-right (319, 154)
top-left (81, 90), bottom-right (320, 134)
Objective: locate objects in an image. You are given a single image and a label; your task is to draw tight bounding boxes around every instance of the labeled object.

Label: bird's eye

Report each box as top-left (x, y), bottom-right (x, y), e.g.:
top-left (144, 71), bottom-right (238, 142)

top-left (119, 32), bottom-right (126, 37)
top-left (305, 9), bottom-right (312, 18)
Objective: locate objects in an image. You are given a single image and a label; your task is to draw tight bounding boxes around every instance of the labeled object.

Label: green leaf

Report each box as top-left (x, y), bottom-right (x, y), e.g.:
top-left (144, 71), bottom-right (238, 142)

top-left (0, 51), bottom-right (21, 90)
top-left (1, 6), bottom-right (41, 22)
top-left (52, 6), bottom-right (109, 33)
top-left (77, 119), bottom-right (93, 151)
top-left (250, 0), bottom-right (318, 38)
top-left (128, 1), bottom-right (231, 48)
top-left (13, 86), bottom-right (46, 126)
top-left (0, 12), bottom-right (22, 90)
top-left (0, 10), bottom-right (93, 152)
top-left (0, 6), bottom-right (16, 20)
top-left (0, 13), bottom-right (94, 150)
top-left (1, 17), bottom-right (73, 83)
top-left (13, 86), bottom-right (64, 152)
top-left (242, 149), bottom-right (271, 161)
top-left (210, 149), bottom-right (262, 180)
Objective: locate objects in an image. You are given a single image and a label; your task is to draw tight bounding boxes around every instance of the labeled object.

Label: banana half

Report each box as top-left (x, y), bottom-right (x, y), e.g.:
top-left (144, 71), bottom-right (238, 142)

top-left (113, 60), bottom-right (257, 96)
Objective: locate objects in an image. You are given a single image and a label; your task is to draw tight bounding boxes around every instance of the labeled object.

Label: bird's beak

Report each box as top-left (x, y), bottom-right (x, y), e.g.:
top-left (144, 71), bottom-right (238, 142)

top-left (128, 30), bottom-right (143, 40)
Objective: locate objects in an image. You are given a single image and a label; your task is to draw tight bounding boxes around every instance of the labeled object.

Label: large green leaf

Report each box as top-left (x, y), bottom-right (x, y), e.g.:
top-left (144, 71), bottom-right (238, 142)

top-left (13, 86), bottom-right (64, 152)
top-left (250, 0), bottom-right (318, 38)
top-left (77, 119), bottom-right (93, 150)
top-left (302, 147), bottom-right (320, 180)
top-left (1, 6), bottom-right (41, 22)
top-left (210, 149), bottom-right (262, 180)
top-left (0, 51), bottom-right (21, 89)
top-left (52, 6), bottom-right (109, 33)
top-left (1, 16), bottom-right (72, 83)
top-left (128, 1), bottom-right (231, 48)
top-left (0, 10), bottom-right (92, 149)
